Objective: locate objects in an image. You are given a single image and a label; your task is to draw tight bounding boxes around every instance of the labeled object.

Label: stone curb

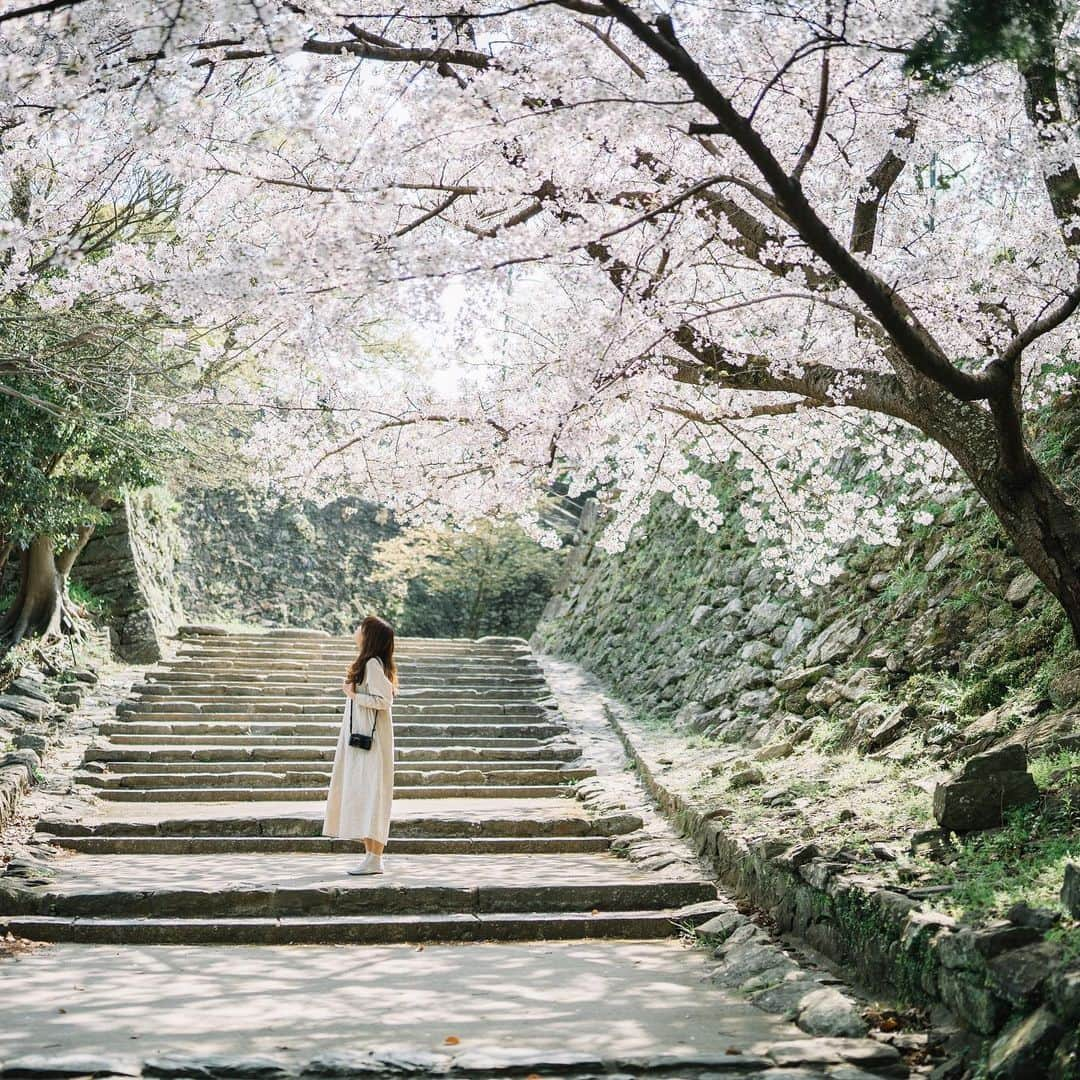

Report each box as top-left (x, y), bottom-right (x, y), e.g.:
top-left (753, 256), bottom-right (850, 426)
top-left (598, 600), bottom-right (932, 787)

top-left (0, 1041), bottom-right (908, 1078)
top-left (601, 700), bottom-right (1080, 1077)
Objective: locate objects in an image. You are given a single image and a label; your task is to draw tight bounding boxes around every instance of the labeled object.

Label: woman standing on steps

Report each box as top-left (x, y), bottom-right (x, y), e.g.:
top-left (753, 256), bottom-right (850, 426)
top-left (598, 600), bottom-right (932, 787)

top-left (323, 614), bottom-right (398, 876)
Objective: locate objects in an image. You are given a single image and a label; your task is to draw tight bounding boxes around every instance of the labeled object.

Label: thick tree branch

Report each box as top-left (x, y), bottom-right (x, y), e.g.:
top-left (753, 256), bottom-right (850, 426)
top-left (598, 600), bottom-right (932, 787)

top-left (595, 0), bottom-right (991, 404)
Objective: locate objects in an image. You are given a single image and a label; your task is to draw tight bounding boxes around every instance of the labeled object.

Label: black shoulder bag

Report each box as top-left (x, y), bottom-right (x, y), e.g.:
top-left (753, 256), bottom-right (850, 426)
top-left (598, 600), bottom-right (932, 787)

top-left (347, 696), bottom-right (377, 750)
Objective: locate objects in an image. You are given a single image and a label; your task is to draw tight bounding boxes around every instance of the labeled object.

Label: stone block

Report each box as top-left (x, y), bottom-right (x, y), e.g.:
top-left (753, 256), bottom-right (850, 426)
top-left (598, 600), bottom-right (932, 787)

top-left (986, 1006), bottom-right (1065, 1079)
top-left (933, 752), bottom-right (1039, 832)
top-left (776, 663), bottom-right (830, 692)
top-left (1062, 862), bottom-right (1080, 918)
top-left (729, 767), bottom-right (764, 790)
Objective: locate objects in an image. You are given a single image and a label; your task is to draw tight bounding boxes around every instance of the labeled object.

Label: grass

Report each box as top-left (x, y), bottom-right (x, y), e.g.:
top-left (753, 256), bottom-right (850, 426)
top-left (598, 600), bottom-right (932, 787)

top-left (918, 751), bottom-right (1079, 923)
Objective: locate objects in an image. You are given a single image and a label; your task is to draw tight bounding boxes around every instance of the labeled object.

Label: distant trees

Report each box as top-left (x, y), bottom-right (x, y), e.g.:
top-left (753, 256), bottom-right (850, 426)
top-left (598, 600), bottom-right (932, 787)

top-left (373, 523), bottom-right (562, 639)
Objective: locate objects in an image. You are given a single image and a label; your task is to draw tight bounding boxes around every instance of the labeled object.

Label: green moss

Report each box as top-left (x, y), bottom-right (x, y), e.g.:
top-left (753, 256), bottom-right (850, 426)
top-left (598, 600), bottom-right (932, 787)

top-left (957, 658), bottom-right (1039, 716)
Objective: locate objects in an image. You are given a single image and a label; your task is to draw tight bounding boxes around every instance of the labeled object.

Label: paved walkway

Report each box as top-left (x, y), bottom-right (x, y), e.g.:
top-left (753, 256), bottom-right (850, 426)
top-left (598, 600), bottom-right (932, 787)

top-left (0, 630), bottom-right (904, 1078)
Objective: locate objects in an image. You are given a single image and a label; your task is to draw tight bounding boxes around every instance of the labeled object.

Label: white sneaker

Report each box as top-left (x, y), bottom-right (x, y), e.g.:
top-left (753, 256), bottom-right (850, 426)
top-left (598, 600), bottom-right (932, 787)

top-left (347, 854), bottom-right (384, 876)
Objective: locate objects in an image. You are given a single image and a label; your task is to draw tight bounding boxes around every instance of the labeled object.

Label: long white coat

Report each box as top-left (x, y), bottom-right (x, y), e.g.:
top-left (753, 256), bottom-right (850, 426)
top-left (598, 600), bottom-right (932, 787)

top-left (322, 656), bottom-right (396, 844)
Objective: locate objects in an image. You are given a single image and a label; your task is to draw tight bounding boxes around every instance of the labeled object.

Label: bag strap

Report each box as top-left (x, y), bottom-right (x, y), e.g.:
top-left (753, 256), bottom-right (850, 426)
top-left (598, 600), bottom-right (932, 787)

top-left (347, 687), bottom-right (378, 737)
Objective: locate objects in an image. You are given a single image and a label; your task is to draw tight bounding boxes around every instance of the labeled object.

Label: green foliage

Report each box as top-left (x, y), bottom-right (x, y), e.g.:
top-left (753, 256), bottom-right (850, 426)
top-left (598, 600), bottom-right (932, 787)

top-left (904, 0), bottom-right (1066, 87)
top-left (956, 657), bottom-right (1039, 715)
top-left (68, 580), bottom-right (107, 616)
top-left (374, 521), bottom-right (563, 639)
top-left (0, 300), bottom-right (177, 555)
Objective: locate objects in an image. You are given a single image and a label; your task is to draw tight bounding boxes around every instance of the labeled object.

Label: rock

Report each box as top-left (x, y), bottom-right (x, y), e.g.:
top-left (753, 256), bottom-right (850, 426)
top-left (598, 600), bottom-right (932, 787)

top-left (988, 942), bottom-right (1061, 1008)
top-left (1006, 901), bottom-right (1060, 932)
top-left (0, 749), bottom-right (41, 783)
top-left (933, 748), bottom-right (1039, 832)
top-left (690, 604), bottom-right (713, 627)
top-left (14, 733), bottom-right (48, 753)
top-left (776, 664), bottom-right (830, 692)
top-left (10, 676), bottom-right (50, 702)
top-left (1005, 571), bottom-right (1041, 606)
top-left (864, 705), bottom-right (914, 751)
top-left (839, 667), bottom-right (880, 703)
top-left (735, 687), bottom-right (779, 715)
top-left (754, 740), bottom-right (794, 762)
top-left (746, 600), bottom-right (785, 636)
top-left (910, 828), bottom-right (954, 859)
top-left (804, 613), bottom-right (863, 666)
top-left (1063, 862), bottom-right (1080, 918)
top-left (961, 744), bottom-right (1029, 778)
top-left (56, 688), bottom-right (83, 706)
top-left (1047, 968), bottom-right (1080, 1022)
top-left (795, 987), bottom-right (869, 1038)
top-left (730, 767), bottom-right (764, 790)
top-left (806, 678), bottom-right (844, 709)
top-left (738, 640), bottom-right (775, 667)
top-left (986, 1006), bottom-right (1065, 1079)
top-left (1049, 667), bottom-right (1080, 708)
top-left (695, 911), bottom-right (747, 939)
top-left (0, 694), bottom-right (50, 721)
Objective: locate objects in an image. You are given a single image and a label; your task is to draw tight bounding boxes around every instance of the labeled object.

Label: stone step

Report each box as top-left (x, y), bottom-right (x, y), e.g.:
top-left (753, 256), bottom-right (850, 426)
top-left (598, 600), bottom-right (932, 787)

top-left (38, 812), bottom-right (614, 839)
top-left (47, 835), bottom-right (615, 855)
top-left (101, 720), bottom-right (569, 738)
top-left (154, 671), bottom-right (546, 686)
top-left (176, 644), bottom-right (533, 661)
top-left (123, 700), bottom-right (552, 716)
top-left (0, 854), bottom-right (717, 919)
top-left (78, 766), bottom-right (594, 788)
top-left (101, 733), bottom-right (553, 749)
top-left (165, 661), bottom-right (544, 677)
top-left (116, 704), bottom-right (550, 718)
top-left (84, 744), bottom-right (581, 763)
top-left (94, 759), bottom-right (586, 774)
top-left (37, 810), bottom-right (625, 839)
top-left (132, 688), bottom-right (546, 703)
top-left (1, 906), bottom-right (723, 945)
top-left (91, 784), bottom-right (574, 801)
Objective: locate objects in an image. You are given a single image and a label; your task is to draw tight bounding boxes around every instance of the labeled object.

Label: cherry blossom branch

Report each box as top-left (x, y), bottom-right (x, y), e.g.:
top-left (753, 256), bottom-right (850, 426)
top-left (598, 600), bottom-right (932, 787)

top-left (593, 0), bottom-right (990, 405)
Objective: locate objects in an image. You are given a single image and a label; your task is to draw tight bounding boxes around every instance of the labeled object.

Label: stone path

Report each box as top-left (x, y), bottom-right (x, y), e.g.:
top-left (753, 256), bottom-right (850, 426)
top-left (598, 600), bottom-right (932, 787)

top-left (0, 629), bottom-right (905, 1077)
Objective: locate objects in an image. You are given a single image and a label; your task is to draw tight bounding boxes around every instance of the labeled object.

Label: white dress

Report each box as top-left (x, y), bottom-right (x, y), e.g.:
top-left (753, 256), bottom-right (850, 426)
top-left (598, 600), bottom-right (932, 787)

top-left (322, 657), bottom-right (396, 844)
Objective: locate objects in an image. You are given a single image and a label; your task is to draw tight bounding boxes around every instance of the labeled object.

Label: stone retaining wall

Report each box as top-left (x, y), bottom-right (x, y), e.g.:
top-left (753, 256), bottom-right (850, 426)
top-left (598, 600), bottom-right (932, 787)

top-left (72, 489), bottom-right (185, 662)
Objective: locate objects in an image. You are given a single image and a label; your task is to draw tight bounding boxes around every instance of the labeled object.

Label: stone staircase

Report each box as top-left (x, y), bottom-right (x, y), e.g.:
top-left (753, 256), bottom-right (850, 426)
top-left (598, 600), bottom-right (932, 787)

top-left (1, 628), bottom-right (724, 945)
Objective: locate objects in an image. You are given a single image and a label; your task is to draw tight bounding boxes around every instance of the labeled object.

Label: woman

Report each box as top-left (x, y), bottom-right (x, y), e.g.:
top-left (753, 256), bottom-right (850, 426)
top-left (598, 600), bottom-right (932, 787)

top-left (323, 614), bottom-right (398, 875)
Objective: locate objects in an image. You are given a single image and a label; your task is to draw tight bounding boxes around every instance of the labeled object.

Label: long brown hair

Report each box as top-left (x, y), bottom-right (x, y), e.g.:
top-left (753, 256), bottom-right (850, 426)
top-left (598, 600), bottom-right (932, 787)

top-left (346, 615), bottom-right (398, 689)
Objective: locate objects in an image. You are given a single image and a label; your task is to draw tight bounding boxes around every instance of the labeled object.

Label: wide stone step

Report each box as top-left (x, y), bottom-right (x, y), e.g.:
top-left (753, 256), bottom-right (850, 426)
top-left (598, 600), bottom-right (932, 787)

top-left (132, 688), bottom-right (546, 703)
top-left (78, 766), bottom-right (593, 788)
top-left (0, 853), bottom-right (717, 919)
top-left (1, 906), bottom-right (723, 945)
top-left (47, 835), bottom-right (615, 855)
top-left (94, 759), bottom-right (586, 774)
top-left (83, 744), bottom-right (581, 763)
top-left (120, 699), bottom-right (548, 717)
top-left (92, 784), bottom-right (574, 801)
top-left (176, 644), bottom-right (532, 661)
top-left (119, 703), bottom-right (550, 718)
top-left (165, 661), bottom-right (544, 676)
top-left (37, 811), bottom-right (624, 839)
top-left (101, 733), bottom-right (553, 749)
top-left (100, 721), bottom-right (569, 739)
top-left (154, 671), bottom-right (547, 687)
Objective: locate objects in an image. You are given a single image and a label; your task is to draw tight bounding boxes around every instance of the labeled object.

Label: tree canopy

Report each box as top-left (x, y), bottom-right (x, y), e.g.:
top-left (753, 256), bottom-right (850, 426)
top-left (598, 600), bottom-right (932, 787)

top-left (5, 0), bottom-right (1080, 632)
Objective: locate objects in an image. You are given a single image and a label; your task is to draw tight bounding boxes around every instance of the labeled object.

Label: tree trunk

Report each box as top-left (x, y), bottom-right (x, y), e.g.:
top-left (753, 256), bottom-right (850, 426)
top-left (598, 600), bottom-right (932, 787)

top-left (0, 527), bottom-right (96, 649)
top-left (968, 461), bottom-right (1080, 643)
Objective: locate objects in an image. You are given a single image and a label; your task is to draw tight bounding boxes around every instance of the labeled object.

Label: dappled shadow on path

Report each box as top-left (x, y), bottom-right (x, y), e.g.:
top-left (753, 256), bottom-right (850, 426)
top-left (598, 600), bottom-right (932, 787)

top-left (0, 940), bottom-right (798, 1062)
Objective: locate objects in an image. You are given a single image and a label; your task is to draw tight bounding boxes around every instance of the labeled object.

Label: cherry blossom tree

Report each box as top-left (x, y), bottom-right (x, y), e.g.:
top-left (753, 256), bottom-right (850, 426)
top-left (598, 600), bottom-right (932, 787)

top-left (5, 1), bottom-right (1080, 635)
